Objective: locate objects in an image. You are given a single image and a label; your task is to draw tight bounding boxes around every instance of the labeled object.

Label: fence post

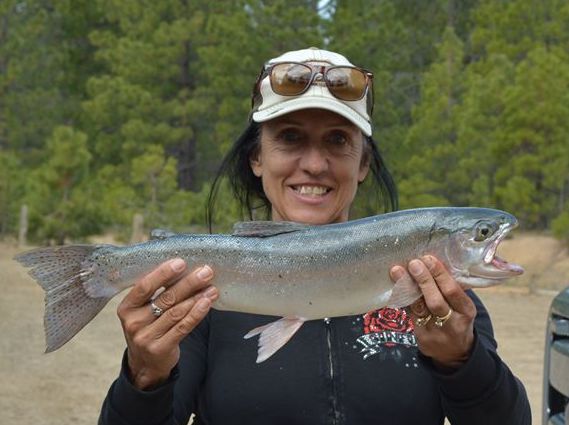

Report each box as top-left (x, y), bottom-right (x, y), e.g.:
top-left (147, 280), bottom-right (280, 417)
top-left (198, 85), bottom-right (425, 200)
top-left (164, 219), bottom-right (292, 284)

top-left (130, 213), bottom-right (144, 244)
top-left (18, 204), bottom-right (28, 247)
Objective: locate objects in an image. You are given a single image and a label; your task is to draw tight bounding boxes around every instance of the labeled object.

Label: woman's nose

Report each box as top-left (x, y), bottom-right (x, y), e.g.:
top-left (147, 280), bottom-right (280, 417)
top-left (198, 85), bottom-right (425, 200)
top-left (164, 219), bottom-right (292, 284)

top-left (299, 146), bottom-right (328, 175)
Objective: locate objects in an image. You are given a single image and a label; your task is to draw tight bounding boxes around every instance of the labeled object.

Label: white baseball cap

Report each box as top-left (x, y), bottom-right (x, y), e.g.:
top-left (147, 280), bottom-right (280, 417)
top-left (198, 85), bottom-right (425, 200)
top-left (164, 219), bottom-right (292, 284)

top-left (251, 47), bottom-right (374, 136)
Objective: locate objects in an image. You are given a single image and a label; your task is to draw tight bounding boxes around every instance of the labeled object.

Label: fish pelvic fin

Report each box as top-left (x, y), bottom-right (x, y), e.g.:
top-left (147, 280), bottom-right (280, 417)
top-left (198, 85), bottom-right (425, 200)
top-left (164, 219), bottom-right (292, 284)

top-left (243, 316), bottom-right (306, 363)
top-left (14, 245), bottom-right (116, 352)
top-left (386, 273), bottom-right (423, 309)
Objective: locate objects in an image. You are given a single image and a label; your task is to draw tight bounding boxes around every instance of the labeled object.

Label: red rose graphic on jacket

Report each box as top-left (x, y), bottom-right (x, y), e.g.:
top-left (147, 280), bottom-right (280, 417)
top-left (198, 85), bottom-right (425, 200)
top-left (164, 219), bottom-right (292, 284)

top-left (358, 307), bottom-right (416, 351)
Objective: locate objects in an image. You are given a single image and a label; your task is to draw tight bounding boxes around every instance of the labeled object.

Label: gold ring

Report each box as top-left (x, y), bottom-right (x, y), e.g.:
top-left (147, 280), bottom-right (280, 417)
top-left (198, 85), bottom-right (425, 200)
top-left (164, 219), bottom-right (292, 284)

top-left (434, 309), bottom-right (453, 327)
top-left (414, 314), bottom-right (432, 327)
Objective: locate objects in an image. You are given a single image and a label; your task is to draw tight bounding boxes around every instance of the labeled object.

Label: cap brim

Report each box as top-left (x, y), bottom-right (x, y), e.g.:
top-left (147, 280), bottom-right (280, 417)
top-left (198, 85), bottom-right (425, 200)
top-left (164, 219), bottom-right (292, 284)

top-left (252, 97), bottom-right (372, 136)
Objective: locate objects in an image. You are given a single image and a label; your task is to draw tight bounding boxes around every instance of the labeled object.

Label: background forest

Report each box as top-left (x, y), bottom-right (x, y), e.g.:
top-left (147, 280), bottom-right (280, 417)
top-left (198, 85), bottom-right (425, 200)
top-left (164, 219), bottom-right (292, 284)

top-left (1, 0), bottom-right (568, 244)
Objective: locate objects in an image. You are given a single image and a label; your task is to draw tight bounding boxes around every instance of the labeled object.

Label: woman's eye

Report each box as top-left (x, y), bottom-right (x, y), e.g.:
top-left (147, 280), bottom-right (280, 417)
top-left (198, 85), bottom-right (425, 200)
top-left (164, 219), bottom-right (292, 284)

top-left (278, 129), bottom-right (302, 143)
top-left (328, 131), bottom-right (349, 146)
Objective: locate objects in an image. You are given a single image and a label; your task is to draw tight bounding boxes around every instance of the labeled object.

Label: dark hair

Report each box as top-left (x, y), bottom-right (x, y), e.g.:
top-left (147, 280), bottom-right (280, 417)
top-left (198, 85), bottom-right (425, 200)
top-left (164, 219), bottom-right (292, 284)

top-left (206, 121), bottom-right (398, 231)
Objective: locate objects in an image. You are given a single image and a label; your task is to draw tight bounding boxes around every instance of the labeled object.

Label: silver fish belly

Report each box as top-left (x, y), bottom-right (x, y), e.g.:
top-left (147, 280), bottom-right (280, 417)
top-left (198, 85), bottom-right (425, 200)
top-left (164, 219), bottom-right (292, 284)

top-left (14, 207), bottom-right (524, 361)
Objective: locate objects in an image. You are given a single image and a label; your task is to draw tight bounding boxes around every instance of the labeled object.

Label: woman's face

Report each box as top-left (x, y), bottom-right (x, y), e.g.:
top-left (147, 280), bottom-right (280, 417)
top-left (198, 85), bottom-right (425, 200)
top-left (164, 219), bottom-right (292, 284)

top-left (250, 109), bottom-right (370, 225)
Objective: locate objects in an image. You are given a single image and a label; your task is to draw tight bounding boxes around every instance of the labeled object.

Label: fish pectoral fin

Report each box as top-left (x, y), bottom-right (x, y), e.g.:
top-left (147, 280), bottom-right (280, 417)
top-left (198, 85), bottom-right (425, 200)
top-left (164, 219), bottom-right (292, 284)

top-left (386, 274), bottom-right (423, 308)
top-left (244, 317), bottom-right (306, 363)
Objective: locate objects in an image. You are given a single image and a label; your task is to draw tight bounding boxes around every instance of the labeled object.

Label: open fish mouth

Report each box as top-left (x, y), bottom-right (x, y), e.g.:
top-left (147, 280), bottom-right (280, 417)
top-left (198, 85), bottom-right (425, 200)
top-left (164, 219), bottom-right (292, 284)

top-left (471, 222), bottom-right (524, 279)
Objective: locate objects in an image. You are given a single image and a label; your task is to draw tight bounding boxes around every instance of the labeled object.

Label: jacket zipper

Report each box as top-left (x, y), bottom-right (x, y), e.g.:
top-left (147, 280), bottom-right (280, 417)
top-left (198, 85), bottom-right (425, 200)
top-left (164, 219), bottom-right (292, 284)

top-left (324, 317), bottom-right (339, 425)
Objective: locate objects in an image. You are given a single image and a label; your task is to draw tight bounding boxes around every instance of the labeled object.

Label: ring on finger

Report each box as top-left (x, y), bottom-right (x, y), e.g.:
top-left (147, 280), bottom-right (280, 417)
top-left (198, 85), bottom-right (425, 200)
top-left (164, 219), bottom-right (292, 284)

top-left (414, 314), bottom-right (432, 327)
top-left (150, 301), bottom-right (163, 318)
top-left (434, 309), bottom-right (453, 327)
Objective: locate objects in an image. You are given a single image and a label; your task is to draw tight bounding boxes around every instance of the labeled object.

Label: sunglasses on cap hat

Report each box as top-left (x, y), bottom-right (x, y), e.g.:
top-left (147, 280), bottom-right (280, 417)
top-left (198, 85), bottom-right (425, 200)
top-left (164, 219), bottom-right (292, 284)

top-left (252, 61), bottom-right (374, 116)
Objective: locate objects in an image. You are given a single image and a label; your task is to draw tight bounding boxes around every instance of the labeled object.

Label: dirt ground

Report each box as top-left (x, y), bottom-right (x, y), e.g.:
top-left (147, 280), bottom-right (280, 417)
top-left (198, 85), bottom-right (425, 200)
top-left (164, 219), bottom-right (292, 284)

top-left (1, 233), bottom-right (568, 425)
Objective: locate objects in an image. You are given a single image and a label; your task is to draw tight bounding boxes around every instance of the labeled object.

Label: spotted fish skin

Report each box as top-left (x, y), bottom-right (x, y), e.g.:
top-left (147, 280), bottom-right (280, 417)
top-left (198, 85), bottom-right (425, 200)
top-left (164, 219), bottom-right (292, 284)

top-left (14, 207), bottom-right (523, 359)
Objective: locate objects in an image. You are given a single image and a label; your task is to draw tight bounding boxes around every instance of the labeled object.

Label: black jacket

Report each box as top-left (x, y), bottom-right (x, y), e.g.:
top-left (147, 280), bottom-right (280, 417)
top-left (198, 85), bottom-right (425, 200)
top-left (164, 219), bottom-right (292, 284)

top-left (99, 291), bottom-right (531, 425)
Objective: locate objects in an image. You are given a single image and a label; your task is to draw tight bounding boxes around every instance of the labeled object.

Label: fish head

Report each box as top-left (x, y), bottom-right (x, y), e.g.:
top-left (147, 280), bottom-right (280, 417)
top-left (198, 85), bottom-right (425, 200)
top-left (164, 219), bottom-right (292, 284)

top-left (439, 208), bottom-right (524, 287)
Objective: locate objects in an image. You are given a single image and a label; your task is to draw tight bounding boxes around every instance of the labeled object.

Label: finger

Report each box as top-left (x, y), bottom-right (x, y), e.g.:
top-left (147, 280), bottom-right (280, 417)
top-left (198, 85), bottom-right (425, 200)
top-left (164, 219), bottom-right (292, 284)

top-left (123, 259), bottom-right (187, 309)
top-left (389, 265), bottom-right (406, 282)
top-left (409, 297), bottom-right (430, 318)
top-left (147, 285), bottom-right (219, 339)
top-left (390, 265), bottom-right (430, 327)
top-left (421, 256), bottom-right (475, 316)
top-left (408, 258), bottom-right (450, 318)
top-left (160, 297), bottom-right (214, 346)
top-left (152, 265), bottom-right (214, 313)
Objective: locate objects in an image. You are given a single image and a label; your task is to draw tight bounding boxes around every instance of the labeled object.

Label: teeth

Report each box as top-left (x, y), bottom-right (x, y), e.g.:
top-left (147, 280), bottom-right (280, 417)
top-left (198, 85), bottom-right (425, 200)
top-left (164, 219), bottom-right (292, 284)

top-left (296, 186), bottom-right (329, 196)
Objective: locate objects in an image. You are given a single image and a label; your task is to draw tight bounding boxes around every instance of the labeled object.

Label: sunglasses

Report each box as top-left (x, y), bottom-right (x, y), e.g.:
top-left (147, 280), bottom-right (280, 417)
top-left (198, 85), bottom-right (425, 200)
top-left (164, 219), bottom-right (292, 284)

top-left (252, 61), bottom-right (374, 115)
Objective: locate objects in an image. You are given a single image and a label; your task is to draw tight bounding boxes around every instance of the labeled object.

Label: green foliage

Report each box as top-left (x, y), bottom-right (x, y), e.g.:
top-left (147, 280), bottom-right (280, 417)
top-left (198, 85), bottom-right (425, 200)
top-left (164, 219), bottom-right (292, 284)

top-left (197, 0), bottom-right (323, 155)
top-left (0, 150), bottom-right (24, 236)
top-left (552, 211), bottom-right (569, 246)
top-left (399, 26), bottom-right (465, 208)
top-left (25, 126), bottom-right (100, 243)
top-left (471, 0), bottom-right (569, 62)
top-left (454, 54), bottom-right (516, 207)
top-left (2, 0), bottom-right (569, 245)
top-left (492, 47), bottom-right (569, 228)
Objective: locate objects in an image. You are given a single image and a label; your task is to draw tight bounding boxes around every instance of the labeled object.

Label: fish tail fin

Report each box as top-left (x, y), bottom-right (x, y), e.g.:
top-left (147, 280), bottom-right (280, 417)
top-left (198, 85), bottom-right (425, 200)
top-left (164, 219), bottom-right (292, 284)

top-left (14, 245), bottom-right (116, 352)
top-left (386, 273), bottom-right (423, 308)
top-left (244, 317), bottom-right (306, 363)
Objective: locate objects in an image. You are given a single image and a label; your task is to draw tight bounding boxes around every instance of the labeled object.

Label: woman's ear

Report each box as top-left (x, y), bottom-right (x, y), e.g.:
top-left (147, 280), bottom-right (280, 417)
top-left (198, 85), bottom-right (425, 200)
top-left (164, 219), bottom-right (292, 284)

top-left (250, 149), bottom-right (263, 177)
top-left (358, 138), bottom-right (371, 183)
top-left (358, 160), bottom-right (370, 183)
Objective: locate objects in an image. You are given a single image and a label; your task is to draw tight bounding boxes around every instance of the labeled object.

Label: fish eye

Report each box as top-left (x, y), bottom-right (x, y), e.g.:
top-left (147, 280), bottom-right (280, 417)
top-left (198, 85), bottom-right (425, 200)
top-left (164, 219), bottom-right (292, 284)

top-left (474, 222), bottom-right (497, 241)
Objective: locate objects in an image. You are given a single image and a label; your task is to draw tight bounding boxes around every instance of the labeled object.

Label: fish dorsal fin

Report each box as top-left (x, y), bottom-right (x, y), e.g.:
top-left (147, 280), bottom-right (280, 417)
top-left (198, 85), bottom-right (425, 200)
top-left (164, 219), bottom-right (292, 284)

top-left (150, 229), bottom-right (177, 240)
top-left (232, 221), bottom-right (311, 237)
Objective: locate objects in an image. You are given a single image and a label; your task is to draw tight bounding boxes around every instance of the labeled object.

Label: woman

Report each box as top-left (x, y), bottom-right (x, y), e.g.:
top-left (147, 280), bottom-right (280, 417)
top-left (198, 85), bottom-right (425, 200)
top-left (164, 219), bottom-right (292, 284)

top-left (99, 48), bottom-right (530, 424)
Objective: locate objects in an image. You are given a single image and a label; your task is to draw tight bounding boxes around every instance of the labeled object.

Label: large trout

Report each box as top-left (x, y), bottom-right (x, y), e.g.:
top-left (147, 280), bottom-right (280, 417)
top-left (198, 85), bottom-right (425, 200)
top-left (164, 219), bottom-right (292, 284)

top-left (15, 207), bottom-right (523, 362)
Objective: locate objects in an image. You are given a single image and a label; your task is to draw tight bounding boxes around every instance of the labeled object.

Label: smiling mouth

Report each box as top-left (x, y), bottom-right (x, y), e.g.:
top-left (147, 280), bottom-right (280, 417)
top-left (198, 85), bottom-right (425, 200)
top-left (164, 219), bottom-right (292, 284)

top-left (292, 185), bottom-right (331, 197)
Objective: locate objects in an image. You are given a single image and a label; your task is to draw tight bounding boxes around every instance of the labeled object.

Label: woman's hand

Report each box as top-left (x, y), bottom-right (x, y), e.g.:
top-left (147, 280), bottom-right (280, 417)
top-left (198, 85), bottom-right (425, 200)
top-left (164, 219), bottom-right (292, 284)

top-left (117, 258), bottom-right (218, 390)
top-left (390, 255), bottom-right (476, 369)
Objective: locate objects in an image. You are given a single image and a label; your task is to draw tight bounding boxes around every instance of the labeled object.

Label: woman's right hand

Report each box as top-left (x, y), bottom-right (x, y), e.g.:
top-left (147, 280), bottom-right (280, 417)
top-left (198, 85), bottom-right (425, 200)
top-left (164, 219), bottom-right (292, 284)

top-left (117, 258), bottom-right (218, 390)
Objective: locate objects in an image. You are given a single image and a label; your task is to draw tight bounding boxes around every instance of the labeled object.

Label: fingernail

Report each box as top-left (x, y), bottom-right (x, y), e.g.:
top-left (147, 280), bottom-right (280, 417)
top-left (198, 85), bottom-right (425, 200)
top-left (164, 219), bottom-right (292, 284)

top-left (390, 266), bottom-right (405, 281)
top-left (197, 265), bottom-right (213, 280)
top-left (196, 298), bottom-right (210, 311)
top-left (171, 259), bottom-right (186, 272)
top-left (409, 260), bottom-right (422, 275)
top-left (422, 255), bottom-right (434, 270)
top-left (204, 286), bottom-right (218, 298)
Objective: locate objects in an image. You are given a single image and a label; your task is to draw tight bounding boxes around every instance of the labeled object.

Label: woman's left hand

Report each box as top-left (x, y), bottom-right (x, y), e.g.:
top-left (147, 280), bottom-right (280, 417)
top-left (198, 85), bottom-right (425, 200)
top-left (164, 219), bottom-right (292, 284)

top-left (390, 255), bottom-right (477, 370)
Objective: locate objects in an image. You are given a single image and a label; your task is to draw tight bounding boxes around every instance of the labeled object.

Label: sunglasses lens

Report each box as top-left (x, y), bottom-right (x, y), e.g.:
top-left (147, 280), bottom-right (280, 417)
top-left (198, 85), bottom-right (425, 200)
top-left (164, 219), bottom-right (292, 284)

top-left (270, 63), bottom-right (313, 96)
top-left (326, 67), bottom-right (368, 101)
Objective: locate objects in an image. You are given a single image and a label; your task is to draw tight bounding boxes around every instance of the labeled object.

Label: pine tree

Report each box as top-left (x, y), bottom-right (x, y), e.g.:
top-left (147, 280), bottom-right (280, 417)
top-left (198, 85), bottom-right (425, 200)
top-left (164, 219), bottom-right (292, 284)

top-left (398, 26), bottom-right (465, 208)
top-left (454, 54), bottom-right (516, 207)
top-left (493, 47), bottom-right (569, 228)
top-left (471, 0), bottom-right (569, 63)
top-left (0, 0), bottom-right (66, 157)
top-left (0, 150), bottom-right (23, 236)
top-left (25, 126), bottom-right (97, 243)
